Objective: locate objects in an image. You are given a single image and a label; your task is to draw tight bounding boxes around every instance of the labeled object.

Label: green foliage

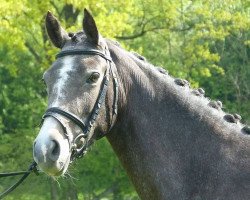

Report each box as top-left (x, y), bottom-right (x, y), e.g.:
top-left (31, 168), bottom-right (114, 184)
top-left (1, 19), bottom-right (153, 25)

top-left (0, 0), bottom-right (249, 199)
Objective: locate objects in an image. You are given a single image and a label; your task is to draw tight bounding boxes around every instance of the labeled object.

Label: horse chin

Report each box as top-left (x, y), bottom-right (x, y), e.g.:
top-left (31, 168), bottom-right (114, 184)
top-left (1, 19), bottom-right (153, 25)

top-left (39, 153), bottom-right (72, 177)
top-left (58, 154), bottom-right (71, 176)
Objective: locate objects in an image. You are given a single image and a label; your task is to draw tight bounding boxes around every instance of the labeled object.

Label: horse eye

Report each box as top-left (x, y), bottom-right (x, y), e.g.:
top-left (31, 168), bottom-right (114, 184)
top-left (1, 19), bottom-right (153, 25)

top-left (88, 72), bottom-right (100, 83)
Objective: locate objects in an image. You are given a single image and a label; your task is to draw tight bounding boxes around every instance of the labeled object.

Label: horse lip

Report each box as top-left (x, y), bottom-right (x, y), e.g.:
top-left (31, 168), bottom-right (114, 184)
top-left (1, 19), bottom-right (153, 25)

top-left (53, 152), bottom-right (72, 177)
top-left (53, 165), bottom-right (66, 177)
top-left (38, 152), bottom-right (72, 177)
top-left (47, 161), bottom-right (67, 177)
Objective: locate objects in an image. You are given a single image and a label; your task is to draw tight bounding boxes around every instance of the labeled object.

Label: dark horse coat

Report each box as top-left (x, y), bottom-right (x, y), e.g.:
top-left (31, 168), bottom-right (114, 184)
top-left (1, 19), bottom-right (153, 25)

top-left (106, 40), bottom-right (250, 199)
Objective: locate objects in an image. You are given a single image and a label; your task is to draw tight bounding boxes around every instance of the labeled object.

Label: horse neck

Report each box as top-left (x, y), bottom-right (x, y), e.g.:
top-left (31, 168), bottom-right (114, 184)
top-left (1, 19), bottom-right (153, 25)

top-left (105, 41), bottom-right (250, 199)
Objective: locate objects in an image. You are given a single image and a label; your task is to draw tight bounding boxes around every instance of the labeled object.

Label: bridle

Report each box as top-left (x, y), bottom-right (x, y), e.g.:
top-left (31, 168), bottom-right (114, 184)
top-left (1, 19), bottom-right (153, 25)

top-left (0, 162), bottom-right (38, 199)
top-left (0, 45), bottom-right (119, 199)
top-left (41, 46), bottom-right (119, 161)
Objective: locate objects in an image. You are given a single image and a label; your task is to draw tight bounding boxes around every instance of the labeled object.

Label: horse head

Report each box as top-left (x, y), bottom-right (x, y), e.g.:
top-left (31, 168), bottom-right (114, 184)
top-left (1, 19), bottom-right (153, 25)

top-left (33, 9), bottom-right (117, 176)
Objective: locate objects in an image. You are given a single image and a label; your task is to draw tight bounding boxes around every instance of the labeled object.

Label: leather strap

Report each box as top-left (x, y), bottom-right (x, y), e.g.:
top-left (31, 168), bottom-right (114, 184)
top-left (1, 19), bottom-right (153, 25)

top-left (43, 107), bottom-right (86, 135)
top-left (56, 49), bottom-right (112, 62)
top-left (0, 162), bottom-right (38, 199)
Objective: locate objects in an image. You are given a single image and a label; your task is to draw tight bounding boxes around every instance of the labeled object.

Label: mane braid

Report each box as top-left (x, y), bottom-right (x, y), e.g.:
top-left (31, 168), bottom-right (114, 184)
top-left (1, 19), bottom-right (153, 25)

top-left (108, 39), bottom-right (250, 135)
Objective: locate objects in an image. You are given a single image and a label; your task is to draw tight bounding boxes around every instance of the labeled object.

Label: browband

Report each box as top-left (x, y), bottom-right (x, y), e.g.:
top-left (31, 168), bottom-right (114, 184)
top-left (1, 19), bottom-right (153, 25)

top-left (56, 49), bottom-right (112, 62)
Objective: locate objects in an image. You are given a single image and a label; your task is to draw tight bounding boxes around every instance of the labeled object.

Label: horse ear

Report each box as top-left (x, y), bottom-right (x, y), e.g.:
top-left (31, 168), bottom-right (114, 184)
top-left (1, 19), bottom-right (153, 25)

top-left (83, 9), bottom-right (99, 45)
top-left (45, 11), bottom-right (69, 48)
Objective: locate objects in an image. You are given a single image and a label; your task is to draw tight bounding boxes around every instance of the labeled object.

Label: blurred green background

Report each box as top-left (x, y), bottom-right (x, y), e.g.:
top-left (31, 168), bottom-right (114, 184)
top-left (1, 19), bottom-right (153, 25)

top-left (0, 0), bottom-right (249, 199)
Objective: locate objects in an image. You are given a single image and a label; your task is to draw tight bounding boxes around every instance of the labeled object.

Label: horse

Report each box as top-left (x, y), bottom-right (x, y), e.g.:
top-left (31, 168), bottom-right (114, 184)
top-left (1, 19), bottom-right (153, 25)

top-left (33, 9), bottom-right (250, 199)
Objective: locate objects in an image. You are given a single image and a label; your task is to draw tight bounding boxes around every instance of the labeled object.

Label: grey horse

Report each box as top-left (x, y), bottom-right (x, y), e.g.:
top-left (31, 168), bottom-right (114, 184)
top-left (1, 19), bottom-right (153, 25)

top-left (33, 9), bottom-right (250, 200)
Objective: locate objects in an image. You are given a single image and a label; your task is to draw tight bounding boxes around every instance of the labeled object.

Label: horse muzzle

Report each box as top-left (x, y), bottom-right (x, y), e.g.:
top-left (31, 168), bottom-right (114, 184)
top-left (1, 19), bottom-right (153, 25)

top-left (33, 117), bottom-right (70, 176)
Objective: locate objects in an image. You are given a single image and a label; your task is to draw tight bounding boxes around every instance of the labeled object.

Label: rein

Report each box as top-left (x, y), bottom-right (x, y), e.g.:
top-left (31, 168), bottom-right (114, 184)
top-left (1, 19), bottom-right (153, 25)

top-left (0, 161), bottom-right (38, 199)
top-left (41, 46), bottom-right (118, 160)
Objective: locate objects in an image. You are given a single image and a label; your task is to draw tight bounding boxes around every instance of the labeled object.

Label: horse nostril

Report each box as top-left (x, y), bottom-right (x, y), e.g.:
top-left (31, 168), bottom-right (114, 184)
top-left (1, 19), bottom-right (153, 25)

top-left (50, 140), bottom-right (60, 160)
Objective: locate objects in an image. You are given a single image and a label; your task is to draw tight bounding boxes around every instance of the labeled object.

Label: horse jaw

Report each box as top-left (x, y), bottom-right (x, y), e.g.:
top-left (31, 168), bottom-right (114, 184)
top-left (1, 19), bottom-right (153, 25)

top-left (33, 117), bottom-right (71, 176)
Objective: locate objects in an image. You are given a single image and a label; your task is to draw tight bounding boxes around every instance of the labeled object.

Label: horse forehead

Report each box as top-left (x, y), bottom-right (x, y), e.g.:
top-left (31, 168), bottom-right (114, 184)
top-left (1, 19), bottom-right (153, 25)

top-left (54, 56), bottom-right (77, 78)
top-left (45, 55), bottom-right (104, 89)
top-left (55, 56), bottom-right (76, 96)
top-left (61, 56), bottom-right (75, 71)
top-left (49, 55), bottom-right (102, 92)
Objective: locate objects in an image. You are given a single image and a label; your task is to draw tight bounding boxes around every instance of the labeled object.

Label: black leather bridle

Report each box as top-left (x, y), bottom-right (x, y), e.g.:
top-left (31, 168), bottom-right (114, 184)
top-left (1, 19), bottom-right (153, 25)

top-left (41, 46), bottom-right (118, 160)
top-left (0, 162), bottom-right (38, 199)
top-left (0, 47), bottom-right (118, 199)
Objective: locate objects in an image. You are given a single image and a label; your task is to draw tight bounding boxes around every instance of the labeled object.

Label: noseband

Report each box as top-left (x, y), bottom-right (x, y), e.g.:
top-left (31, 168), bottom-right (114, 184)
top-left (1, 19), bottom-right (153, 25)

top-left (41, 47), bottom-right (118, 161)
